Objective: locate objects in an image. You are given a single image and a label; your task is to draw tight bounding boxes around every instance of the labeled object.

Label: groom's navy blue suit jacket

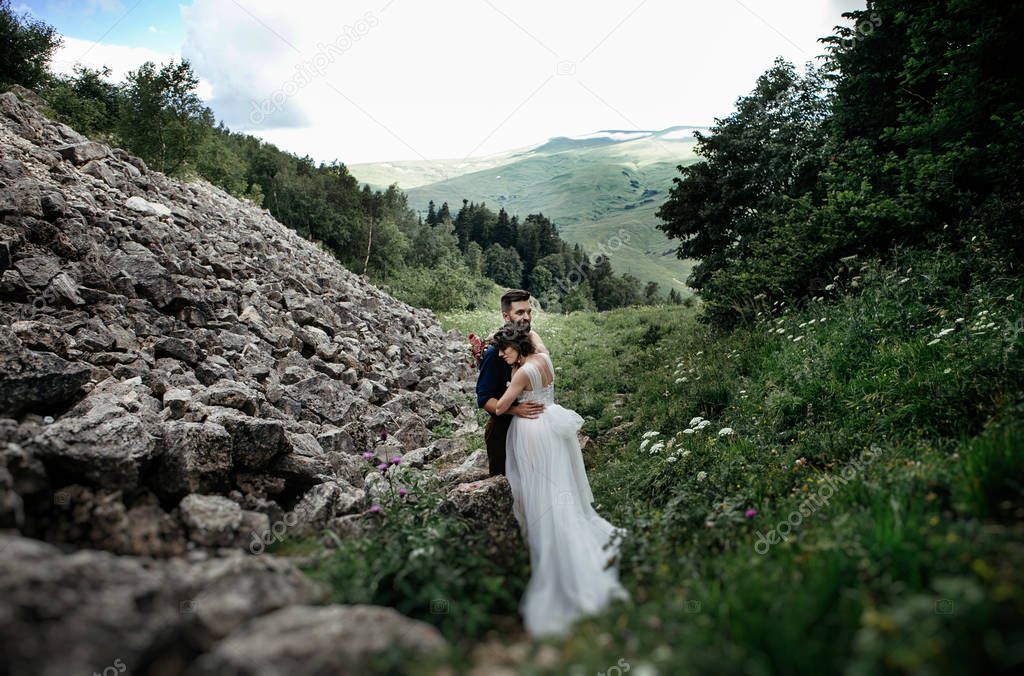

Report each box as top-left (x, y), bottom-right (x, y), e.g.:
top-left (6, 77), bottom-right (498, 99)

top-left (476, 344), bottom-right (512, 417)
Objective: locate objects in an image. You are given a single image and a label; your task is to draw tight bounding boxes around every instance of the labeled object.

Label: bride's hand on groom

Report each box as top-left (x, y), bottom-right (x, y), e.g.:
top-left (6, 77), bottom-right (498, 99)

top-left (511, 402), bottom-right (545, 418)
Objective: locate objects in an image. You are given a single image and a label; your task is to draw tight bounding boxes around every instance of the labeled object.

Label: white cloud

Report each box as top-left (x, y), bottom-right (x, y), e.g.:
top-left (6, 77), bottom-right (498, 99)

top-left (49, 0), bottom-right (870, 163)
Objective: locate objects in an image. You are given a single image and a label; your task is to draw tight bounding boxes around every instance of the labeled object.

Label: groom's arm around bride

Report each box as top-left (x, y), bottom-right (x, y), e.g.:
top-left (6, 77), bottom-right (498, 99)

top-left (476, 342), bottom-right (544, 476)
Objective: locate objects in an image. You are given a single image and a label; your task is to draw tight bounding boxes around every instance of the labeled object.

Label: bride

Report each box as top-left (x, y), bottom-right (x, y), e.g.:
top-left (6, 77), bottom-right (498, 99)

top-left (488, 322), bottom-right (631, 638)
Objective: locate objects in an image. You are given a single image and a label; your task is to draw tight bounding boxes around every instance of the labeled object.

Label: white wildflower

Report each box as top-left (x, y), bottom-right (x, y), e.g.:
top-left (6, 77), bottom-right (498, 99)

top-left (936, 327), bottom-right (955, 337)
top-left (683, 428), bottom-right (695, 435)
top-left (648, 442), bottom-right (665, 455)
top-left (666, 456), bottom-right (678, 463)
top-left (825, 283), bottom-right (836, 291)
top-left (696, 471), bottom-right (707, 482)
top-left (696, 420), bottom-right (712, 430)
top-left (794, 335), bottom-right (804, 342)
top-left (927, 338), bottom-right (941, 346)
top-left (681, 450), bottom-right (692, 458)
top-left (641, 430), bottom-right (660, 439)
top-left (718, 427), bottom-right (735, 436)
top-left (689, 416), bottom-right (704, 427)
top-left (943, 368), bottom-right (952, 374)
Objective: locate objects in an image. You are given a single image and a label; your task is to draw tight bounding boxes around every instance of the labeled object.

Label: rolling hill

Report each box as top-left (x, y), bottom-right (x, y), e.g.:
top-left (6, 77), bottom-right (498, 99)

top-left (348, 127), bottom-right (707, 297)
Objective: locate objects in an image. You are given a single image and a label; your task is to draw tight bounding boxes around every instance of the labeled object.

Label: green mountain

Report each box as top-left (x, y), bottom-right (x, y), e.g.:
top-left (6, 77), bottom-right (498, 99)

top-left (348, 127), bottom-right (706, 296)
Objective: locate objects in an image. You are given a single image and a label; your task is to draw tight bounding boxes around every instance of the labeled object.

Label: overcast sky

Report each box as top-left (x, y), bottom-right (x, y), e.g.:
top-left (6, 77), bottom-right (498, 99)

top-left (27, 0), bottom-right (864, 164)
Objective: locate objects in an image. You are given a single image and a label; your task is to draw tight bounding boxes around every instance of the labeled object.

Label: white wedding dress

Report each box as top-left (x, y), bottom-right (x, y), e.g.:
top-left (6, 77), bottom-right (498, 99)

top-left (505, 352), bottom-right (631, 638)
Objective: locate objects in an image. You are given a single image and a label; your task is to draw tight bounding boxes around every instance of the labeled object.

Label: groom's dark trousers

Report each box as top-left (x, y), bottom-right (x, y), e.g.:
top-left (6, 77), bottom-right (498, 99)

top-left (484, 413), bottom-right (513, 476)
top-left (476, 344), bottom-right (513, 476)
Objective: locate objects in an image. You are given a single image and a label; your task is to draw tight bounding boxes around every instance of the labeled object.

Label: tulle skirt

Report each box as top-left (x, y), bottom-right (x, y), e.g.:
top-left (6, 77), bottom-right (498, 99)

top-left (506, 402), bottom-right (631, 638)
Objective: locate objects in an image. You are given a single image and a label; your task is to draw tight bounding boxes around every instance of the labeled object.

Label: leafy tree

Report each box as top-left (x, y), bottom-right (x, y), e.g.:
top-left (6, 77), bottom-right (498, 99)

top-left (463, 240), bottom-right (483, 276)
top-left (43, 65), bottom-right (121, 138)
top-left (436, 201), bottom-right (451, 224)
top-left (656, 57), bottom-right (829, 293)
top-left (643, 281), bottom-right (661, 304)
top-left (483, 242), bottom-right (523, 288)
top-left (561, 279), bottom-right (597, 313)
top-left (492, 207), bottom-right (516, 247)
top-left (0, 1), bottom-right (60, 89)
top-left (118, 60), bottom-right (213, 175)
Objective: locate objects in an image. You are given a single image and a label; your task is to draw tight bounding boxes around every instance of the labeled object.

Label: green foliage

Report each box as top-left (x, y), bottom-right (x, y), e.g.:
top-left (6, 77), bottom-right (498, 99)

top-left (482, 242), bottom-right (523, 288)
top-left (659, 1), bottom-right (1024, 330)
top-left (298, 467), bottom-right (528, 643)
top-left (0, 0), bottom-right (60, 89)
top-left (117, 60), bottom-right (213, 175)
top-left (41, 65), bottom-right (120, 139)
top-left (469, 243), bottom-right (1020, 675)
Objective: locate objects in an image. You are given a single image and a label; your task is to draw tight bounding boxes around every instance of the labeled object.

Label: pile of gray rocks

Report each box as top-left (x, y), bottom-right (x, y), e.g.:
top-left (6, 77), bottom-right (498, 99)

top-left (0, 87), bottom-right (520, 674)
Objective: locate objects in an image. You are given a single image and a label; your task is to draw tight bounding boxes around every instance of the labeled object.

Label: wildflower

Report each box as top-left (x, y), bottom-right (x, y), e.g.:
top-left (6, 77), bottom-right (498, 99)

top-left (683, 428), bottom-right (695, 435)
top-left (398, 487), bottom-right (408, 497)
top-left (943, 368), bottom-right (952, 374)
top-left (666, 456), bottom-right (678, 463)
top-left (369, 504), bottom-right (382, 513)
top-left (689, 416), bottom-right (704, 427)
top-left (825, 283), bottom-right (836, 291)
top-left (641, 430), bottom-right (661, 439)
top-left (745, 508), bottom-right (758, 519)
top-left (377, 462), bottom-right (388, 473)
top-left (648, 442), bottom-right (665, 455)
top-left (696, 420), bottom-right (711, 430)
top-left (955, 317), bottom-right (965, 323)
top-left (936, 327), bottom-right (955, 337)
top-left (793, 335), bottom-right (804, 342)
top-left (389, 455), bottom-right (402, 465)
top-left (696, 471), bottom-right (707, 482)
top-left (640, 438), bottom-right (652, 452)
top-left (927, 338), bottom-right (940, 346)
top-left (718, 427), bottom-right (735, 436)
top-left (674, 377), bottom-right (688, 383)
top-left (361, 451), bottom-right (375, 460)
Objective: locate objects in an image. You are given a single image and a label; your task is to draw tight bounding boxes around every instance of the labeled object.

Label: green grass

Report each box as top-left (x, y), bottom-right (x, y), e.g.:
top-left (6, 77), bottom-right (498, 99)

top-left (277, 241), bottom-right (1023, 674)
top-left (428, 242), bottom-right (1024, 674)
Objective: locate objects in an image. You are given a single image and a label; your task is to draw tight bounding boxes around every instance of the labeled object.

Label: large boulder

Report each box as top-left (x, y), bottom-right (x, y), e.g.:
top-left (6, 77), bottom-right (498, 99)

top-left (188, 604), bottom-right (448, 675)
top-left (0, 533), bottom-right (323, 675)
top-left (440, 475), bottom-right (526, 572)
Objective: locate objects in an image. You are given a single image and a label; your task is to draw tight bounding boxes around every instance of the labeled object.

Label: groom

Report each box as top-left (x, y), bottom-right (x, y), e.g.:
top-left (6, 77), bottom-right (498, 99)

top-left (476, 289), bottom-right (548, 476)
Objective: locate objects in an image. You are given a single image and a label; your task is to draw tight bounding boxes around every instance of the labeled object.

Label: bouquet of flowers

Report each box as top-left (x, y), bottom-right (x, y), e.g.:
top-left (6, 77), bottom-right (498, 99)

top-left (468, 332), bottom-right (485, 368)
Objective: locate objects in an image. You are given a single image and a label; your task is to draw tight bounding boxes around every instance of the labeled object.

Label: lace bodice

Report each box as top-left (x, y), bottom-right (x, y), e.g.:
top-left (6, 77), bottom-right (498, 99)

top-left (510, 352), bottom-right (556, 405)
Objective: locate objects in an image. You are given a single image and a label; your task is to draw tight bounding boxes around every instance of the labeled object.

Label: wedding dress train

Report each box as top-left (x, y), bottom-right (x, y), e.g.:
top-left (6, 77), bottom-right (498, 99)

top-left (505, 351), bottom-right (630, 638)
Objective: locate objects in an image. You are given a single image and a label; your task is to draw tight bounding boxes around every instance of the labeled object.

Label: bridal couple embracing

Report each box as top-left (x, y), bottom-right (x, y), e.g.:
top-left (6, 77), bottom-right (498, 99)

top-left (475, 289), bottom-right (630, 638)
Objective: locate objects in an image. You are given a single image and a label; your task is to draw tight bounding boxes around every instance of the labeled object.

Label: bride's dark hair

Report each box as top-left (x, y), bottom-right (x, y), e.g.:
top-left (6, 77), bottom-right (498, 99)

top-left (489, 321), bottom-right (535, 359)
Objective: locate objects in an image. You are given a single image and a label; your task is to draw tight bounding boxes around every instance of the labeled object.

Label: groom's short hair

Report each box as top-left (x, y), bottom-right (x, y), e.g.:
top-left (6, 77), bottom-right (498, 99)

top-left (500, 289), bottom-right (531, 313)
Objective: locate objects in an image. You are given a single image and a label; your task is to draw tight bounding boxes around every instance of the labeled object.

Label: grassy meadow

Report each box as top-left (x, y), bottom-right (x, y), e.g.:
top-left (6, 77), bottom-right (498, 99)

top-left (430, 240), bottom-right (1023, 674)
top-left (277, 239), bottom-right (1021, 674)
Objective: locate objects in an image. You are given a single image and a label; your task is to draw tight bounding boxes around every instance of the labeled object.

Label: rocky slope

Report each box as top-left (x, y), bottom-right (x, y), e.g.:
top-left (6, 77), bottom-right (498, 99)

top-left (0, 87), bottom-right (519, 674)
